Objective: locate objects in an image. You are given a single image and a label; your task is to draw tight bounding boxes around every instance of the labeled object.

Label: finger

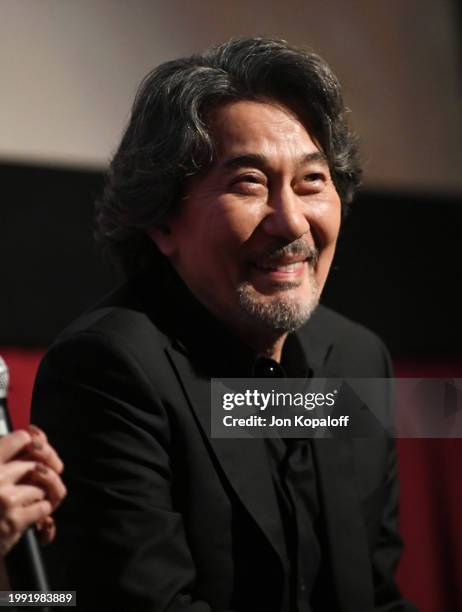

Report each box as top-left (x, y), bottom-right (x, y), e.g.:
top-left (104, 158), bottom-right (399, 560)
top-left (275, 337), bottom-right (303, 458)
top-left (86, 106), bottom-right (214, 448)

top-left (35, 514), bottom-right (53, 531)
top-left (0, 483), bottom-right (45, 511)
top-left (0, 498), bottom-right (51, 555)
top-left (0, 431), bottom-right (32, 463)
top-left (24, 439), bottom-right (64, 475)
top-left (5, 500), bottom-right (53, 535)
top-left (22, 464), bottom-right (67, 510)
top-left (19, 500), bottom-right (52, 525)
top-left (0, 460), bottom-right (36, 486)
top-left (36, 516), bottom-right (56, 546)
top-left (27, 425), bottom-right (48, 445)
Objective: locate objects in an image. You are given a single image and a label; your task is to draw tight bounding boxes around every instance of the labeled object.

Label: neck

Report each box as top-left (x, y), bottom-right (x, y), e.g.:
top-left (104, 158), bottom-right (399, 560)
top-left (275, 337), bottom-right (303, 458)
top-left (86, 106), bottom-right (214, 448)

top-left (235, 327), bottom-right (288, 363)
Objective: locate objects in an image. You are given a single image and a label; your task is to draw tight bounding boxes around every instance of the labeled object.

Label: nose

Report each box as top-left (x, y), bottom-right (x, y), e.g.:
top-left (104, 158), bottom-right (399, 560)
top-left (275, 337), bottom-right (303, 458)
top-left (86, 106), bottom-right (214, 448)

top-left (261, 185), bottom-right (310, 241)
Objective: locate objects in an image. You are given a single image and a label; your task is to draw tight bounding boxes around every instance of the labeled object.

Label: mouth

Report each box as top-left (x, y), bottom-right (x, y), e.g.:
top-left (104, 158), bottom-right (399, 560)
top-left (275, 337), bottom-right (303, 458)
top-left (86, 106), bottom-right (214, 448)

top-left (246, 240), bottom-right (319, 286)
top-left (250, 256), bottom-right (308, 282)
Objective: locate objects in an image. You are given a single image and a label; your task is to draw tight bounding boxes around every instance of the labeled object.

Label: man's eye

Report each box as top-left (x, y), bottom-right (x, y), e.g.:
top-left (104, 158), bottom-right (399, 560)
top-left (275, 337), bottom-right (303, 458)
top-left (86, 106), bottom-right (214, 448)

top-left (304, 172), bottom-right (325, 182)
top-left (234, 175), bottom-right (261, 184)
top-left (230, 175), bottom-right (265, 192)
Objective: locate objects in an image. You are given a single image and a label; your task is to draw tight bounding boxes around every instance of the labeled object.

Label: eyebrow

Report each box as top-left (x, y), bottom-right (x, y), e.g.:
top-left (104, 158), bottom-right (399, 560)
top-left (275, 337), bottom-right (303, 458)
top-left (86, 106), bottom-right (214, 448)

top-left (221, 151), bottom-right (328, 171)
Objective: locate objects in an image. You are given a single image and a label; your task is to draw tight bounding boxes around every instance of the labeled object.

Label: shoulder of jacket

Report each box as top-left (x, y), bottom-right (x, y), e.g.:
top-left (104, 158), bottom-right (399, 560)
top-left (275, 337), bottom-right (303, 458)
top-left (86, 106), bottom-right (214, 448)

top-left (309, 304), bottom-right (385, 349)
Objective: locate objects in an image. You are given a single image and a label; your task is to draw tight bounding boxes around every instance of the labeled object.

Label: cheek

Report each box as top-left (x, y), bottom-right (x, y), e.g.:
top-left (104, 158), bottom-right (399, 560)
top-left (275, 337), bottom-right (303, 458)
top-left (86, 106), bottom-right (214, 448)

top-left (173, 202), bottom-right (258, 278)
top-left (311, 195), bottom-right (341, 247)
top-left (311, 197), bottom-right (341, 285)
top-left (209, 201), bottom-right (264, 249)
top-left (316, 242), bottom-right (337, 288)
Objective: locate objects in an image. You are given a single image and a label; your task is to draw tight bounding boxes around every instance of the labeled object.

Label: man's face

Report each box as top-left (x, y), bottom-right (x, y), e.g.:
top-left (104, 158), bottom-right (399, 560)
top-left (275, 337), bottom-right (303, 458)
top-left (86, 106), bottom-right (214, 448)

top-left (150, 99), bottom-right (341, 340)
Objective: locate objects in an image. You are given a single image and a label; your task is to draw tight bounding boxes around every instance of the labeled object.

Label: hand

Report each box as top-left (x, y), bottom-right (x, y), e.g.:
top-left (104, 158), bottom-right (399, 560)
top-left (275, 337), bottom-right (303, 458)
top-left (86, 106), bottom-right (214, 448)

top-left (22, 425), bottom-right (64, 477)
top-left (20, 425), bottom-right (66, 509)
top-left (0, 429), bottom-right (66, 556)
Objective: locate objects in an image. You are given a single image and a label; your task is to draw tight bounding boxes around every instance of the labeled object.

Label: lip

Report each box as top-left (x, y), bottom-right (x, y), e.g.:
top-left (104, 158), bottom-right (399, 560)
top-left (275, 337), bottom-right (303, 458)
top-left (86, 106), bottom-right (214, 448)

top-left (253, 253), bottom-right (308, 268)
top-left (250, 259), bottom-right (307, 281)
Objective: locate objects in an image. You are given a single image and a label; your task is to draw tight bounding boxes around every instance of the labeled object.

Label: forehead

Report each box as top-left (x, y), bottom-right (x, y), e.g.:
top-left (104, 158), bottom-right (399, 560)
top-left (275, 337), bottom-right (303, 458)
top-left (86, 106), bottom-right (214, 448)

top-left (206, 99), bottom-right (321, 161)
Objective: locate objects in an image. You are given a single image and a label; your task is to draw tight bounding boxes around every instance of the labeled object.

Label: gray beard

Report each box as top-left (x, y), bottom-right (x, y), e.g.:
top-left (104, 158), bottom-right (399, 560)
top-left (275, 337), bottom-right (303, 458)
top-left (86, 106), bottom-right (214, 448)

top-left (236, 275), bottom-right (320, 334)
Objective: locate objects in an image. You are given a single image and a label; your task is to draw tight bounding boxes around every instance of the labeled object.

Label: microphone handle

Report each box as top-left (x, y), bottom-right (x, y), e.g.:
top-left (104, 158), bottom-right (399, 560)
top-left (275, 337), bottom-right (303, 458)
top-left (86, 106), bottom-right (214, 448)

top-left (6, 529), bottom-right (50, 591)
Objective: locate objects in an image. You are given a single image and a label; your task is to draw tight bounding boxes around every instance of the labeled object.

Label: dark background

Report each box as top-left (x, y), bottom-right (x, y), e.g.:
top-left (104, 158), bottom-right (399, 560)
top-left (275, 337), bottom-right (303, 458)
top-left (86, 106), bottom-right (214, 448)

top-left (1, 161), bottom-right (460, 358)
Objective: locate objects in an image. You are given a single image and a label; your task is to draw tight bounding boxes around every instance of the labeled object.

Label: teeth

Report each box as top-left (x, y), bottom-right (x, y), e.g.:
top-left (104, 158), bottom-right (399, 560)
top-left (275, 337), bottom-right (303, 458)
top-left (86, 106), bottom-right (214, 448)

top-left (256, 262), bottom-right (301, 272)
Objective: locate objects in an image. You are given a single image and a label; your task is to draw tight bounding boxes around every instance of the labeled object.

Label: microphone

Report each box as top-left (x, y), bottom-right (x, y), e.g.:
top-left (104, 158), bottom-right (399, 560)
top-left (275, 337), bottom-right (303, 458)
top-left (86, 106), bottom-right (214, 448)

top-left (0, 356), bottom-right (50, 596)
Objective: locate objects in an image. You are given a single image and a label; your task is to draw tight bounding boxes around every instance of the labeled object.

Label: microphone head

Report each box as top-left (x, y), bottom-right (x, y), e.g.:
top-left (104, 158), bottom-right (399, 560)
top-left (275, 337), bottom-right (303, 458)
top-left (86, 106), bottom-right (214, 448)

top-left (0, 356), bottom-right (9, 399)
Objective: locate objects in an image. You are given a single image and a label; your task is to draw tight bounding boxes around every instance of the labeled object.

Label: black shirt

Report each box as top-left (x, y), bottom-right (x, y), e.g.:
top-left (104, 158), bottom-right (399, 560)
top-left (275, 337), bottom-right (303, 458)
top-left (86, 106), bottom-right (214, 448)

top-left (254, 357), bottom-right (321, 612)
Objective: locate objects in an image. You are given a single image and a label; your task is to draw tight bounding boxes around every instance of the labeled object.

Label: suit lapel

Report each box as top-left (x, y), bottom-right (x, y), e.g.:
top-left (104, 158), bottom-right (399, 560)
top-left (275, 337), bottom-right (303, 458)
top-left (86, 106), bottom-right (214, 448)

top-left (305, 321), bottom-right (375, 612)
top-left (166, 344), bottom-right (289, 568)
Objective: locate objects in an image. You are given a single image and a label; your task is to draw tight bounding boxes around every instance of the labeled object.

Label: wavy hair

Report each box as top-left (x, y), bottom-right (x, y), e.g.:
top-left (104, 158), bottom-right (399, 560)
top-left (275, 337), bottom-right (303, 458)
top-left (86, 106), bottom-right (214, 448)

top-left (95, 37), bottom-right (361, 276)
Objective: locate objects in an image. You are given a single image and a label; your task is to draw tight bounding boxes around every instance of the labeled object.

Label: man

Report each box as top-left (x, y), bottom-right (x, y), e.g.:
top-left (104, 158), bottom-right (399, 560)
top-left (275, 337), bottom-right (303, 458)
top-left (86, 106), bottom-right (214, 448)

top-left (32, 38), bottom-right (416, 611)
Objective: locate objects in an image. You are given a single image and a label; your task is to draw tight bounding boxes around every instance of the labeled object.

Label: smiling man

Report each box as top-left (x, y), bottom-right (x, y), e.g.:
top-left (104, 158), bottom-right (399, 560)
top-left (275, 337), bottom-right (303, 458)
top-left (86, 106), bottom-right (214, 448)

top-left (31, 39), bottom-right (416, 612)
top-left (149, 99), bottom-right (339, 362)
top-left (149, 98), bottom-right (341, 361)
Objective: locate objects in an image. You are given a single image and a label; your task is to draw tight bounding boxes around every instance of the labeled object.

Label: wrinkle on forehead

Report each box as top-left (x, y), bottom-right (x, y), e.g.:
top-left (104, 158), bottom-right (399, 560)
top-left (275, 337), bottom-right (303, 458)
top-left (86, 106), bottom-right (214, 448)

top-left (207, 99), bottom-right (322, 164)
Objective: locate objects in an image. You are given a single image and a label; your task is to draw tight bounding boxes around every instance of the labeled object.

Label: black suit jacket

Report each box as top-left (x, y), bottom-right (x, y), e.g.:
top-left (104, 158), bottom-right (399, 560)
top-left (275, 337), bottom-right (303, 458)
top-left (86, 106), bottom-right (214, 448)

top-left (31, 271), bottom-right (416, 612)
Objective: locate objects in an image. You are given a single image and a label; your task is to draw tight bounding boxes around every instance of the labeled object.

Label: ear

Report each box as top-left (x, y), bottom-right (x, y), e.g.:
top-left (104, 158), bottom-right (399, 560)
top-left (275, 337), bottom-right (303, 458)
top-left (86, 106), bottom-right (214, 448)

top-left (146, 225), bottom-right (176, 257)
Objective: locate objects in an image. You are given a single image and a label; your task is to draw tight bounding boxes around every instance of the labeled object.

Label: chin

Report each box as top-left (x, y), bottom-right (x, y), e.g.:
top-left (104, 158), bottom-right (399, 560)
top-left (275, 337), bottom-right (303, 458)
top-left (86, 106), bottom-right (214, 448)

top-left (237, 282), bottom-right (320, 333)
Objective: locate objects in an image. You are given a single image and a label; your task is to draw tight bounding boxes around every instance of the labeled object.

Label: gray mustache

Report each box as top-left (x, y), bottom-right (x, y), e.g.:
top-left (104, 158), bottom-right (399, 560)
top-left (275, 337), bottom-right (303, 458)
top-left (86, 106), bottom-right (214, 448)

top-left (256, 239), bottom-right (319, 266)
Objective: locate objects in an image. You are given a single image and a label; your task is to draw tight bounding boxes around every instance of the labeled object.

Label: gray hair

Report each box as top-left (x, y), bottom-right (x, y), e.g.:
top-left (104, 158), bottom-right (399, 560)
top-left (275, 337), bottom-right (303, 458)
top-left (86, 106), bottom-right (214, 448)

top-left (95, 37), bottom-right (361, 276)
